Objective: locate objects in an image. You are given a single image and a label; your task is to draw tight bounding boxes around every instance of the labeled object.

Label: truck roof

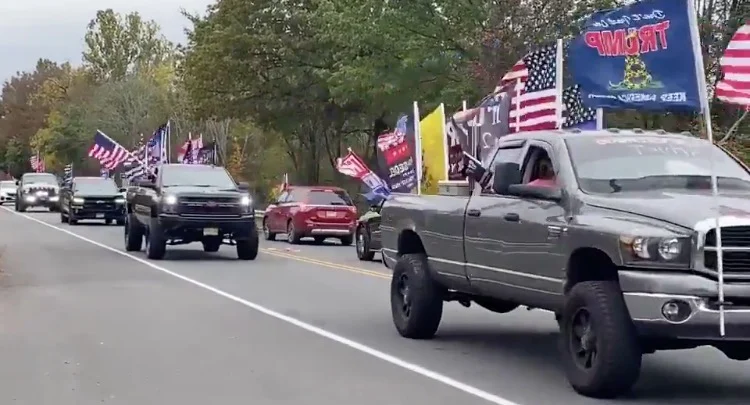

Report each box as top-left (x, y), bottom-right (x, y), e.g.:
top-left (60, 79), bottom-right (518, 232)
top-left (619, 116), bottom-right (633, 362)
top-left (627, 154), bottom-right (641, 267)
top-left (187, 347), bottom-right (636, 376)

top-left (502, 128), bottom-right (701, 143)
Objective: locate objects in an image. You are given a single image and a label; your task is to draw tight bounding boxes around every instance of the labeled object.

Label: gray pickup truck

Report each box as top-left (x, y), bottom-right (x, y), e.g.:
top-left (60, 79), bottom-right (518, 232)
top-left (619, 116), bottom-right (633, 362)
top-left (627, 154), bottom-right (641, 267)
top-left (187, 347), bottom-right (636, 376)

top-left (380, 129), bottom-right (750, 398)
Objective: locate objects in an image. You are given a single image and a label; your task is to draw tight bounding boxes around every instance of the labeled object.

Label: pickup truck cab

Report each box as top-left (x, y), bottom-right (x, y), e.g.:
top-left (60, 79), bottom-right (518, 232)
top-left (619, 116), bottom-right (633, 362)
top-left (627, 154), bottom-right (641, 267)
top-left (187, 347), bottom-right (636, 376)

top-left (124, 164), bottom-right (258, 260)
top-left (380, 129), bottom-right (750, 398)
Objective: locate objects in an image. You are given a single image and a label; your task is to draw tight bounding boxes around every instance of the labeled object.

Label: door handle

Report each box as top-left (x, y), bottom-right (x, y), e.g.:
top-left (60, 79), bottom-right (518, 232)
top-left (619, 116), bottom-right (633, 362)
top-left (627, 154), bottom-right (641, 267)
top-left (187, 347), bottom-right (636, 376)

top-left (503, 213), bottom-right (520, 221)
top-left (467, 209), bottom-right (481, 217)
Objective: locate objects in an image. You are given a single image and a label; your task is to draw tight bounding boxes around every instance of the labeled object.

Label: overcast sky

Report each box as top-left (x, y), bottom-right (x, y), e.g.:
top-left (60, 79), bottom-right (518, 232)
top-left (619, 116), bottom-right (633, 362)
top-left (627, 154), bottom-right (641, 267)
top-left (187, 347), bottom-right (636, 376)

top-left (0, 0), bottom-right (215, 82)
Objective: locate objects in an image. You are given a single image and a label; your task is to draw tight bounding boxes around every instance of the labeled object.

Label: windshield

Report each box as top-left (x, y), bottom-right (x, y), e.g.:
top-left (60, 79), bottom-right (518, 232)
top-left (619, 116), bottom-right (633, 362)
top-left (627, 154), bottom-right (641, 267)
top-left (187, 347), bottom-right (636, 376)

top-left (0, 181), bottom-right (15, 189)
top-left (23, 174), bottom-right (57, 185)
top-left (161, 165), bottom-right (237, 188)
top-left (74, 179), bottom-right (118, 194)
top-left (566, 136), bottom-right (750, 193)
top-left (306, 190), bottom-right (353, 205)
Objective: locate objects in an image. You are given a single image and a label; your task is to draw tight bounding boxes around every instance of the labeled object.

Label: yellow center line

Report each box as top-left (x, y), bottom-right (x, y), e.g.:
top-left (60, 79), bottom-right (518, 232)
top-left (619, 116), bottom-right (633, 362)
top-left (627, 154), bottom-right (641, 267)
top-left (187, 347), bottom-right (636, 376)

top-left (260, 248), bottom-right (391, 280)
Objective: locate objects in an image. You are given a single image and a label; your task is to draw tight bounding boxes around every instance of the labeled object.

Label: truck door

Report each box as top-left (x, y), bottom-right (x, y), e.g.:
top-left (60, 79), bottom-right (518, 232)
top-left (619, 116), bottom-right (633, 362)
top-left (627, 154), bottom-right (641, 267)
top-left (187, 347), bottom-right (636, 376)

top-left (464, 142), bottom-right (527, 300)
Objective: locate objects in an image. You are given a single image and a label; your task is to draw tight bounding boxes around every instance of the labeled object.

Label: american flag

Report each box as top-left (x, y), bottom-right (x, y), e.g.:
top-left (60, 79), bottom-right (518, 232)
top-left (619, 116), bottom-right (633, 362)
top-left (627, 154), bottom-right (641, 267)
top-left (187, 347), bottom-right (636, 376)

top-left (716, 22), bottom-right (750, 107)
top-left (63, 163), bottom-right (73, 183)
top-left (30, 154), bottom-right (45, 172)
top-left (123, 134), bottom-right (145, 166)
top-left (88, 130), bottom-right (132, 170)
top-left (123, 164), bottom-right (149, 181)
top-left (561, 84), bottom-right (597, 128)
top-left (499, 44), bottom-right (559, 132)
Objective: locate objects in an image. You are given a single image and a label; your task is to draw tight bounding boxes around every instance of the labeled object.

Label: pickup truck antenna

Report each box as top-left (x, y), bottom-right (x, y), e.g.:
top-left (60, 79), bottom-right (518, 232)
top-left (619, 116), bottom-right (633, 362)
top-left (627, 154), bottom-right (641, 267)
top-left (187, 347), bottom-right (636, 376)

top-left (688, 0), bottom-right (724, 335)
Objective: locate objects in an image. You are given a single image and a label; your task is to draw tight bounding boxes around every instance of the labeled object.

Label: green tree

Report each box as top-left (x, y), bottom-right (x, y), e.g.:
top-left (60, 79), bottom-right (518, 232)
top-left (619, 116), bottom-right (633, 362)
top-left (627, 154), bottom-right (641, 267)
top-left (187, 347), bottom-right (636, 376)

top-left (83, 9), bottom-right (173, 82)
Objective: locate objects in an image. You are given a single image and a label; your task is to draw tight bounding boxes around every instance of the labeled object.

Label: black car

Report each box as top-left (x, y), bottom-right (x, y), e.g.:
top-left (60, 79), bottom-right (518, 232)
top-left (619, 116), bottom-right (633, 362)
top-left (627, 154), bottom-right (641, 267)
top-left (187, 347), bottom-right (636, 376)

top-left (124, 164), bottom-right (259, 260)
top-left (15, 172), bottom-right (60, 212)
top-left (59, 177), bottom-right (126, 225)
top-left (355, 203), bottom-right (383, 261)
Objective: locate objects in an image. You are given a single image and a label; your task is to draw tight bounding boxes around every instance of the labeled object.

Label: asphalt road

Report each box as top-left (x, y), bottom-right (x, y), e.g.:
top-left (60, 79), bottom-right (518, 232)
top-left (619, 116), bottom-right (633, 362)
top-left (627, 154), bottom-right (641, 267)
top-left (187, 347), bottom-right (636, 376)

top-left (1, 208), bottom-right (750, 404)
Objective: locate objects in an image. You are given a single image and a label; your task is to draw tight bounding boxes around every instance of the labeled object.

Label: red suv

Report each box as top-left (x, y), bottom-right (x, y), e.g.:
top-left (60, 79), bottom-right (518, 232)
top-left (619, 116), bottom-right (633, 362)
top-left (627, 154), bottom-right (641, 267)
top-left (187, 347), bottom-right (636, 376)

top-left (263, 186), bottom-right (357, 245)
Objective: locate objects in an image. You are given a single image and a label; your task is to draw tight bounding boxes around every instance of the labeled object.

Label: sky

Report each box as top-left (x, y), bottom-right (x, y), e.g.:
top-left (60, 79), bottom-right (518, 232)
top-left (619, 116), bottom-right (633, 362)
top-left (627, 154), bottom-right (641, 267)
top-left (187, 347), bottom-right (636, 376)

top-left (0, 0), bottom-right (215, 82)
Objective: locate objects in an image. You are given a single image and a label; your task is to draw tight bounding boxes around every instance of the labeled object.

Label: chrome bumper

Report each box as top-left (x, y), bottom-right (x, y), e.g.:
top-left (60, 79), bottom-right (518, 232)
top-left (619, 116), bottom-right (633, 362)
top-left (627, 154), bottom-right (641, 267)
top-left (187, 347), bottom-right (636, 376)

top-left (309, 228), bottom-right (352, 235)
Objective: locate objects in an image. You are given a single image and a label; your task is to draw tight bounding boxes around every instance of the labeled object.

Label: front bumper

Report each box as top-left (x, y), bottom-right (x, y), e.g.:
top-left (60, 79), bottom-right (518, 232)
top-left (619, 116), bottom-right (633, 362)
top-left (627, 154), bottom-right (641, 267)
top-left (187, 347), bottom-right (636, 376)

top-left (71, 206), bottom-right (124, 220)
top-left (157, 214), bottom-right (257, 238)
top-left (620, 270), bottom-right (750, 340)
top-left (20, 195), bottom-right (58, 207)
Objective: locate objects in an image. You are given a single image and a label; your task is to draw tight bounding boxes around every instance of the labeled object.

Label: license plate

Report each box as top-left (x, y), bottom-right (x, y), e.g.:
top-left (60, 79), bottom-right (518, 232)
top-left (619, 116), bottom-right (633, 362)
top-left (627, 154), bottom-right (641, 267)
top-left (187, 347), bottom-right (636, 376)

top-left (203, 228), bottom-right (219, 236)
top-left (325, 211), bottom-right (338, 218)
top-left (95, 213), bottom-right (105, 218)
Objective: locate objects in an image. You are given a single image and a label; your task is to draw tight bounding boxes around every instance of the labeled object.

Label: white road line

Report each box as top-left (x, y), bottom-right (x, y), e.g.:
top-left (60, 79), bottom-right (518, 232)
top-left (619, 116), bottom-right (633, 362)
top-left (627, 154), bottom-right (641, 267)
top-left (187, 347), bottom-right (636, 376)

top-left (0, 207), bottom-right (523, 405)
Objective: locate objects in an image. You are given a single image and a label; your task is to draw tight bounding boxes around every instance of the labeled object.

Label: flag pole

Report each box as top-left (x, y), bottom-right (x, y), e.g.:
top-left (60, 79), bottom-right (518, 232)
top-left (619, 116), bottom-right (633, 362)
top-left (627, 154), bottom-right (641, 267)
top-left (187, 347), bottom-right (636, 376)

top-left (555, 38), bottom-right (564, 129)
top-left (596, 109), bottom-right (605, 130)
top-left (462, 100), bottom-right (467, 111)
top-left (688, 0), bottom-right (724, 335)
top-left (413, 101), bottom-right (423, 195)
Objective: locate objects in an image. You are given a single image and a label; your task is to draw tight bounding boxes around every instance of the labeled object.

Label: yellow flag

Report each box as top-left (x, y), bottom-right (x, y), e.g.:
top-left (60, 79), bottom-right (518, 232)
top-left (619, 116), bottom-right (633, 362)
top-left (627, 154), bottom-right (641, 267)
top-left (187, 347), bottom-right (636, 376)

top-left (419, 104), bottom-right (447, 194)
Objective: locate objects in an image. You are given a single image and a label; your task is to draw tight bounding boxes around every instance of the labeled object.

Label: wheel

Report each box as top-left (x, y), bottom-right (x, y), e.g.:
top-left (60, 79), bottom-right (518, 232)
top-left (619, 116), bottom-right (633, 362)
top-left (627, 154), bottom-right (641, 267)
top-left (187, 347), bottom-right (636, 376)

top-left (340, 234), bottom-right (353, 246)
top-left (16, 202), bottom-right (25, 212)
top-left (60, 210), bottom-right (68, 223)
top-left (145, 222), bottom-right (167, 259)
top-left (202, 238), bottom-right (221, 252)
top-left (560, 280), bottom-right (642, 399)
top-left (105, 219), bottom-right (113, 225)
top-left (124, 214), bottom-right (144, 251)
top-left (356, 225), bottom-right (375, 261)
top-left (313, 236), bottom-right (326, 244)
top-left (116, 218), bottom-right (125, 226)
top-left (286, 220), bottom-right (301, 244)
top-left (390, 253), bottom-right (443, 339)
top-left (237, 229), bottom-right (259, 260)
top-left (262, 218), bottom-right (276, 241)
top-left (49, 206), bottom-right (59, 212)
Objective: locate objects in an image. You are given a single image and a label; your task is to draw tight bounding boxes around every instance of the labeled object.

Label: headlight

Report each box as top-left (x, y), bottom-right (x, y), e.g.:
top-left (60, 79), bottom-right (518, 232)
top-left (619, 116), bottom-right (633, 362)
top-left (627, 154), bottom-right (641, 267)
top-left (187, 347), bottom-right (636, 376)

top-left (163, 194), bottom-right (177, 205)
top-left (25, 196), bottom-right (36, 202)
top-left (619, 236), bottom-right (689, 264)
top-left (115, 198), bottom-right (125, 204)
top-left (72, 197), bottom-right (84, 204)
top-left (240, 195), bottom-right (252, 206)
top-left (49, 196), bottom-right (59, 202)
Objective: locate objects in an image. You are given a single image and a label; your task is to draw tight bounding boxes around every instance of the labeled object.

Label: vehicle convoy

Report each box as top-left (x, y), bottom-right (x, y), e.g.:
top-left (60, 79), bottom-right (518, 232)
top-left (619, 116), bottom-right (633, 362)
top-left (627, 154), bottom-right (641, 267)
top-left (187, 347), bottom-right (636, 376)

top-left (380, 129), bottom-right (750, 398)
top-left (124, 164), bottom-right (258, 260)
top-left (15, 172), bottom-right (60, 212)
top-left (355, 199), bottom-right (384, 261)
top-left (263, 185), bottom-right (357, 245)
top-left (59, 177), bottom-right (126, 225)
top-left (0, 180), bottom-right (16, 204)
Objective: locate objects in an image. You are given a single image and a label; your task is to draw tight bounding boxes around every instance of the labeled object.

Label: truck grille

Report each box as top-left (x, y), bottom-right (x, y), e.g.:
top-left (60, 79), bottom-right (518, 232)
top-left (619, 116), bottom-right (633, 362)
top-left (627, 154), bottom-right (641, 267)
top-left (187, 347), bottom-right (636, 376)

top-left (27, 187), bottom-right (56, 196)
top-left (81, 198), bottom-right (117, 210)
top-left (703, 226), bottom-right (750, 279)
top-left (177, 197), bottom-right (241, 216)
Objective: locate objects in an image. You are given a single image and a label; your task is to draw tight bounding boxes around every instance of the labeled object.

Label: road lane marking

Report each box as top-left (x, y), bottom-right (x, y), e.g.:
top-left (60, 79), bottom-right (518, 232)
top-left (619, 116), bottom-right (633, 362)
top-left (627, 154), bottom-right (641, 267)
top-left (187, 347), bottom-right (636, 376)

top-left (260, 248), bottom-right (390, 279)
top-left (1, 207), bottom-right (523, 405)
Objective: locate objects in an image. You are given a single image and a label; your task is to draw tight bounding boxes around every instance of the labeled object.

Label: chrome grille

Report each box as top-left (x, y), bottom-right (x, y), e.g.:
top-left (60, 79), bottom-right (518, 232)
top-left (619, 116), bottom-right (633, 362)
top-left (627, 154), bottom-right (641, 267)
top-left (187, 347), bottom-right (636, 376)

top-left (703, 225), bottom-right (750, 279)
top-left (27, 186), bottom-right (56, 196)
top-left (81, 198), bottom-right (117, 210)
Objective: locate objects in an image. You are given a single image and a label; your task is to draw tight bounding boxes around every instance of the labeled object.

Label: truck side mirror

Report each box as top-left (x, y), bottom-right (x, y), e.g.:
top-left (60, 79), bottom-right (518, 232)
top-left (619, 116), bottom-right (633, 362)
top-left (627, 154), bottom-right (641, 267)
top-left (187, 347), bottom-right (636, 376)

top-left (492, 162), bottom-right (521, 195)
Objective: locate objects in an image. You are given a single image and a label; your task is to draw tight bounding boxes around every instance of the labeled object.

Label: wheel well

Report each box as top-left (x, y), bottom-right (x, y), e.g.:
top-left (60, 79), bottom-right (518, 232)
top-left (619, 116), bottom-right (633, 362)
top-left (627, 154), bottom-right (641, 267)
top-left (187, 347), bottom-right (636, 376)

top-left (397, 229), bottom-right (425, 255)
top-left (564, 247), bottom-right (618, 294)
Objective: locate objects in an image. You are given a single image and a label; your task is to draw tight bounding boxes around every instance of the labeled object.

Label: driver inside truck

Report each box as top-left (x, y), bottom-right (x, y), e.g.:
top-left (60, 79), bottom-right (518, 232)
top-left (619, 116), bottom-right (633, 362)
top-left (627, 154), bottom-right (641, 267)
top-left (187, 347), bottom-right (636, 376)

top-left (528, 156), bottom-right (556, 187)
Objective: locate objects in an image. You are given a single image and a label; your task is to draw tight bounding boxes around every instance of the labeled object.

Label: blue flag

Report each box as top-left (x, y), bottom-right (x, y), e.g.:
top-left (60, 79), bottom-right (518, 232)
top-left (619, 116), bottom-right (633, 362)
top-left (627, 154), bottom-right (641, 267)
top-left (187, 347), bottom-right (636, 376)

top-left (568, 0), bottom-right (701, 111)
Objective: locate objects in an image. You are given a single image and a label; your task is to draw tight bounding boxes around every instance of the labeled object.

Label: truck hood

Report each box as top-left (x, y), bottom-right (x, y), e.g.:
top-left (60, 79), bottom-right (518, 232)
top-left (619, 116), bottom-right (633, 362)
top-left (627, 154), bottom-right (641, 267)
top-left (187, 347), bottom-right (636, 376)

top-left (584, 190), bottom-right (750, 230)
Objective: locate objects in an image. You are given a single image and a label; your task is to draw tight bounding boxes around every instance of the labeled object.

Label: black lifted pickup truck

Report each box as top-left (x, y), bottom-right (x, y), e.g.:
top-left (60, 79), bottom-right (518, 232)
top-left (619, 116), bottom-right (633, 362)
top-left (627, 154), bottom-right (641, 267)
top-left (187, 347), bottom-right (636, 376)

top-left (124, 164), bottom-right (258, 260)
top-left (380, 129), bottom-right (750, 398)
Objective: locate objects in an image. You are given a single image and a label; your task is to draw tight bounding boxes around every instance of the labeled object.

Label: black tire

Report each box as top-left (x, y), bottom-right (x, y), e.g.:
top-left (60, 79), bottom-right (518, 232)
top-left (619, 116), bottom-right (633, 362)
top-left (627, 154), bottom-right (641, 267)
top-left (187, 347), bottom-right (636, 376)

top-left (560, 280), bottom-right (642, 399)
top-left (390, 253), bottom-right (443, 339)
top-left (124, 214), bottom-right (144, 252)
top-left (202, 238), bottom-right (221, 252)
top-left (356, 225), bottom-right (375, 261)
top-left (340, 234), bottom-right (353, 246)
top-left (49, 206), bottom-right (59, 212)
top-left (146, 222), bottom-right (167, 260)
top-left (105, 219), bottom-right (113, 225)
top-left (286, 220), bottom-right (301, 244)
top-left (60, 210), bottom-right (68, 223)
top-left (262, 218), bottom-right (276, 241)
top-left (16, 202), bottom-right (25, 212)
top-left (116, 218), bottom-right (125, 226)
top-left (237, 230), bottom-right (259, 260)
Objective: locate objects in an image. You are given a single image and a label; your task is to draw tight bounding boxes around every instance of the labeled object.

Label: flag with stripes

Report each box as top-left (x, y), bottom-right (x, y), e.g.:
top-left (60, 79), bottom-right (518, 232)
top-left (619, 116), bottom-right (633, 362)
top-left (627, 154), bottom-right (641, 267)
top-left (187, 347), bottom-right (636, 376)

top-left (30, 154), bottom-right (45, 172)
top-left (336, 149), bottom-right (390, 199)
top-left (716, 22), bottom-right (750, 107)
top-left (147, 123), bottom-right (169, 166)
top-left (561, 85), bottom-right (597, 129)
top-left (123, 165), bottom-right (148, 181)
top-left (499, 44), bottom-right (559, 132)
top-left (88, 130), bottom-right (132, 170)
